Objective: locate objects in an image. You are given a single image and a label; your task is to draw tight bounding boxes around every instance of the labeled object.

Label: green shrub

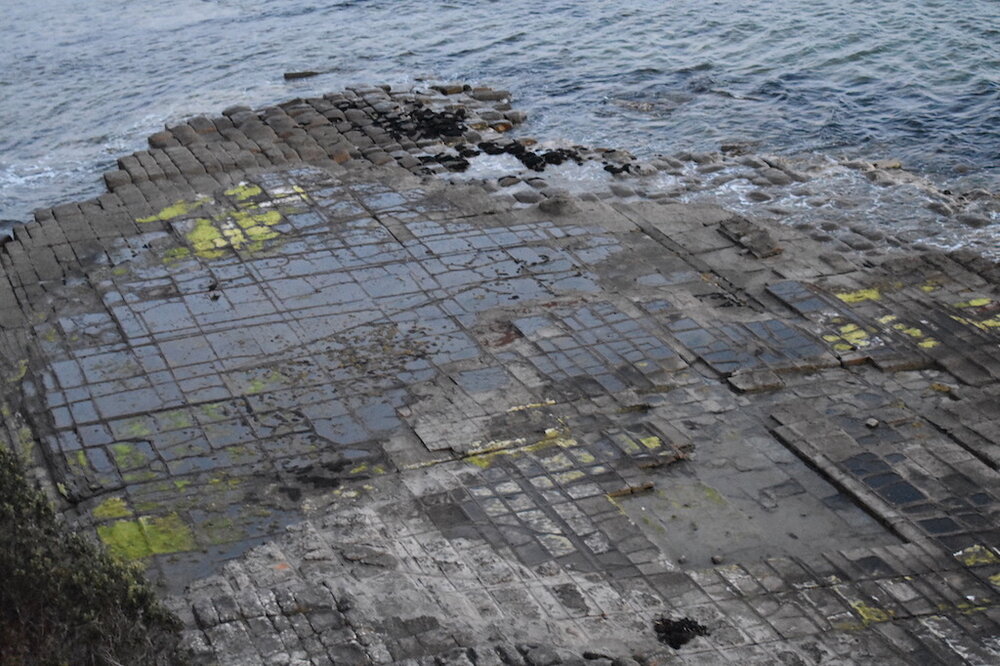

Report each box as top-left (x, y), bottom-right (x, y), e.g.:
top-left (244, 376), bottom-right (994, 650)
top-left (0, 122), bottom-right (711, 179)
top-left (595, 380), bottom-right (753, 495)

top-left (0, 445), bottom-right (182, 665)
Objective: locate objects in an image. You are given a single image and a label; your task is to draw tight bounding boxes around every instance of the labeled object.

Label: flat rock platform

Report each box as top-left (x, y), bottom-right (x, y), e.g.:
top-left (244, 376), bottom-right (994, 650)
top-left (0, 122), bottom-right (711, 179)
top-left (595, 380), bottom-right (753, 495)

top-left (2, 85), bottom-right (1000, 664)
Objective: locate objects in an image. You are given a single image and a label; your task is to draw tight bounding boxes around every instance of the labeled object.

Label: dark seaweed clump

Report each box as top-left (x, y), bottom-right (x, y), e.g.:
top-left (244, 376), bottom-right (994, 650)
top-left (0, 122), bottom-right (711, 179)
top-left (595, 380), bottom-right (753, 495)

top-left (653, 616), bottom-right (710, 649)
top-left (0, 444), bottom-right (182, 665)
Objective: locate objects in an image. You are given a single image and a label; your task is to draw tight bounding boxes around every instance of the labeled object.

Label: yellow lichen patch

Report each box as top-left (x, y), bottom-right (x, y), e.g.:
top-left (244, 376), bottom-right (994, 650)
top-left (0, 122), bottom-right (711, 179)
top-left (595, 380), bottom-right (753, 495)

top-left (183, 203), bottom-right (285, 259)
top-left (823, 322), bottom-right (875, 352)
top-left (951, 314), bottom-right (1000, 331)
top-left (187, 218), bottom-right (229, 258)
top-left (954, 544), bottom-right (1000, 566)
top-left (920, 281), bottom-right (941, 293)
top-left (640, 436), bottom-right (663, 450)
top-left (232, 208), bottom-right (281, 229)
top-left (610, 432), bottom-right (643, 455)
top-left (7, 359), bottom-right (28, 384)
top-left (136, 197), bottom-right (209, 223)
top-left (465, 429), bottom-right (576, 469)
top-left (954, 297), bottom-right (992, 309)
top-left (989, 573), bottom-right (1000, 587)
top-left (93, 496), bottom-right (133, 520)
top-left (224, 183), bottom-right (263, 201)
top-left (507, 400), bottom-right (557, 413)
top-left (835, 288), bottom-right (881, 304)
top-left (553, 470), bottom-right (586, 484)
top-left (849, 600), bottom-right (894, 625)
top-left (839, 324), bottom-right (869, 343)
top-left (884, 320), bottom-right (940, 348)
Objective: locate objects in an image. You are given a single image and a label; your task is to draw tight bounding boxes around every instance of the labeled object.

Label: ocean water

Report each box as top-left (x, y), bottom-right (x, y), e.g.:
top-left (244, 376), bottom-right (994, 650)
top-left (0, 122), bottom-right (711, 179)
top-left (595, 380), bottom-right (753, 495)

top-left (2, 0), bottom-right (998, 247)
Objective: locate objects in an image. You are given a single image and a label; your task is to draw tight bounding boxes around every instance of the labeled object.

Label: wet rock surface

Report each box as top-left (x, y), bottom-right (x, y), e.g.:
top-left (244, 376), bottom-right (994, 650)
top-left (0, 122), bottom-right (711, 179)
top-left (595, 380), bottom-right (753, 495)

top-left (1, 85), bottom-right (1000, 664)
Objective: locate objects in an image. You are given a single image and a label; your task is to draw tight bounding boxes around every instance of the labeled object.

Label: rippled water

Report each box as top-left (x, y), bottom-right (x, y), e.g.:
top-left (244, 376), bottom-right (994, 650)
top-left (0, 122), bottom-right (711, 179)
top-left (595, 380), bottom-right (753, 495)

top-left (2, 0), bottom-right (998, 241)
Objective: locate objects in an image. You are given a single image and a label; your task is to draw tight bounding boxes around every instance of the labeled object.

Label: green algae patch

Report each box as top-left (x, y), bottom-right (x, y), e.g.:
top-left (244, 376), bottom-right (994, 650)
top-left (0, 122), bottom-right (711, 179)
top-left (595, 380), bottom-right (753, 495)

top-left (93, 496), bottom-right (133, 520)
top-left (119, 417), bottom-right (153, 439)
top-left (98, 519), bottom-right (151, 559)
top-left (142, 513), bottom-right (196, 554)
top-left (111, 442), bottom-right (149, 470)
top-left (160, 408), bottom-right (194, 430)
top-left (97, 513), bottom-right (196, 560)
top-left (199, 401), bottom-right (229, 422)
top-left (225, 182), bottom-right (264, 201)
top-left (163, 246), bottom-right (192, 263)
top-left (136, 196), bottom-right (209, 223)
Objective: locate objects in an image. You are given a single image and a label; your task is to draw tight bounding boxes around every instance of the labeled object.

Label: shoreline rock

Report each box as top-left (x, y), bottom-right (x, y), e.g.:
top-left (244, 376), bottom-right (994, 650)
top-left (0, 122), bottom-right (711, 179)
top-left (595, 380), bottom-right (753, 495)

top-left (2, 84), bottom-right (999, 665)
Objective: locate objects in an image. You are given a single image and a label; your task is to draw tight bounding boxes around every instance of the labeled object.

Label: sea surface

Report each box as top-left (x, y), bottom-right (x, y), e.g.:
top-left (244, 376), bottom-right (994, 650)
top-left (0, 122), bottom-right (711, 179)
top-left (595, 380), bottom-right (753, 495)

top-left (2, 0), bottom-right (998, 250)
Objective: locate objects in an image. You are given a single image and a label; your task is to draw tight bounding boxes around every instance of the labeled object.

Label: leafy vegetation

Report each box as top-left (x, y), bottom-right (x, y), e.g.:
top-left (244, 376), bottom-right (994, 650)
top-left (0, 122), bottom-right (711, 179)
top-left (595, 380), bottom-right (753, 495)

top-left (0, 444), bottom-right (182, 665)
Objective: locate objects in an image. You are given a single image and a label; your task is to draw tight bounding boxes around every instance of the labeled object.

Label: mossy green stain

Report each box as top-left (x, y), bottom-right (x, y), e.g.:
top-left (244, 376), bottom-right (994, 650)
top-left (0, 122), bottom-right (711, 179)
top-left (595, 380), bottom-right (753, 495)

top-left (142, 514), bottom-right (196, 554)
top-left (98, 520), bottom-right (150, 559)
top-left (93, 497), bottom-right (132, 520)
top-left (121, 418), bottom-right (153, 439)
top-left (163, 247), bottom-right (192, 263)
top-left (199, 402), bottom-right (227, 422)
top-left (68, 449), bottom-right (90, 472)
top-left (849, 600), bottom-right (893, 625)
top-left (160, 409), bottom-right (193, 430)
top-left (111, 442), bottom-right (148, 471)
